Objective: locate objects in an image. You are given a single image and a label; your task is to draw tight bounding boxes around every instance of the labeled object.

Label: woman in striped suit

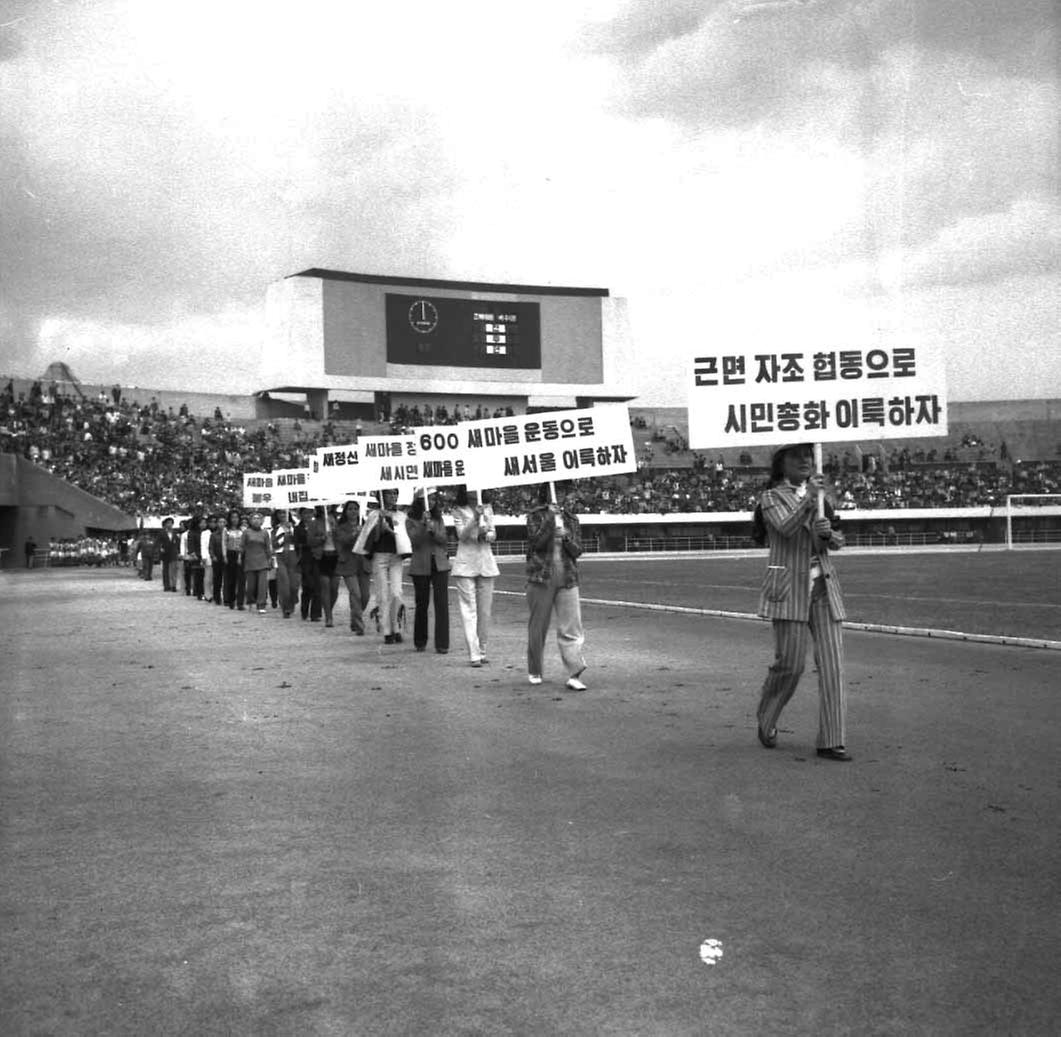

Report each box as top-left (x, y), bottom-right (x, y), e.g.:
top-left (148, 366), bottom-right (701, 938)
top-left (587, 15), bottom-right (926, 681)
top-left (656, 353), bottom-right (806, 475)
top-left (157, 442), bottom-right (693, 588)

top-left (755, 443), bottom-right (852, 761)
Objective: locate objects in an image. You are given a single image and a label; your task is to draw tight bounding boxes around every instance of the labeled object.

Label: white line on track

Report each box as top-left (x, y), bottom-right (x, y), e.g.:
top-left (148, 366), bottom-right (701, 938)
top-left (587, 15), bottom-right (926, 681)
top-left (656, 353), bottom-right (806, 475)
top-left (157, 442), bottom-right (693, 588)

top-left (492, 590), bottom-right (1061, 651)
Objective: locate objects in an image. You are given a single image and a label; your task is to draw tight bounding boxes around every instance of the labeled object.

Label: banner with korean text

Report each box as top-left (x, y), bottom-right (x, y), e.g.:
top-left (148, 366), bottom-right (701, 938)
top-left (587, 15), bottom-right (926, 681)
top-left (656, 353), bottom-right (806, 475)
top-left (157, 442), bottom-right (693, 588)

top-left (687, 342), bottom-right (948, 449)
top-left (243, 468), bottom-right (325, 509)
top-left (344, 435), bottom-right (420, 493)
top-left (271, 467), bottom-right (319, 507)
top-left (414, 405), bottom-right (636, 489)
top-left (312, 443), bottom-right (362, 500)
top-left (242, 472), bottom-right (277, 510)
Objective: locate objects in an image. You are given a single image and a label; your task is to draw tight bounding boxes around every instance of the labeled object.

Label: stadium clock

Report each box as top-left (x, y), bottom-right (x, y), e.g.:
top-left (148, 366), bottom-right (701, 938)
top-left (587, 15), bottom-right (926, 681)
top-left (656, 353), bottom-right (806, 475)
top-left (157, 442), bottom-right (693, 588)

top-left (408, 299), bottom-right (439, 334)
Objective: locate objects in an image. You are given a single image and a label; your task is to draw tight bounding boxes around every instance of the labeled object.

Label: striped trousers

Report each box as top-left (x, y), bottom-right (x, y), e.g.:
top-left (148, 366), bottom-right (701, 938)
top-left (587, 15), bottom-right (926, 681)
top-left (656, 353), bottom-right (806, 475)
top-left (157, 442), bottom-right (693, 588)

top-left (758, 577), bottom-right (847, 749)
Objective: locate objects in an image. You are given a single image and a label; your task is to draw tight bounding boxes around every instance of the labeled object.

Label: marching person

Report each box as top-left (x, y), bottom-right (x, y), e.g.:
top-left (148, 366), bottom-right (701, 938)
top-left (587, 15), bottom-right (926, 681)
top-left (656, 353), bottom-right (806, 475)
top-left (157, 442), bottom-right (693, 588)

top-left (307, 505), bottom-right (341, 628)
top-left (355, 489), bottom-right (409, 644)
top-left (524, 482), bottom-right (588, 690)
top-left (270, 509), bottom-right (300, 618)
top-left (200, 515), bottom-right (217, 603)
top-left (222, 508), bottom-right (245, 610)
top-left (335, 500), bottom-right (371, 635)
top-left (241, 511), bottom-right (274, 614)
top-left (450, 486), bottom-right (498, 667)
top-left (208, 513), bottom-right (225, 604)
top-left (158, 517), bottom-right (181, 592)
top-left (406, 490), bottom-right (450, 654)
top-left (294, 506), bottom-right (321, 622)
top-left (754, 443), bottom-right (851, 761)
top-left (184, 515), bottom-right (205, 600)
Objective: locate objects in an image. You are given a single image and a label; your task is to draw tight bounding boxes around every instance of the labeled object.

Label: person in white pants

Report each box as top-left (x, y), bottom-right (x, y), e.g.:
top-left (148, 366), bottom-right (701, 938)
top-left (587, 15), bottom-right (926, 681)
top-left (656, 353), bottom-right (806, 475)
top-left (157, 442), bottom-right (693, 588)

top-left (450, 487), bottom-right (499, 667)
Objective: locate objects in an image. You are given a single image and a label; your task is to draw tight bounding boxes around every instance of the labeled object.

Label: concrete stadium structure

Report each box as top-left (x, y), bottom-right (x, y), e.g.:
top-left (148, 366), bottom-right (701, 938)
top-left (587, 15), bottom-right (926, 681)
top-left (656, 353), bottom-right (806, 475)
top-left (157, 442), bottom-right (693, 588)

top-left (260, 269), bottom-right (637, 419)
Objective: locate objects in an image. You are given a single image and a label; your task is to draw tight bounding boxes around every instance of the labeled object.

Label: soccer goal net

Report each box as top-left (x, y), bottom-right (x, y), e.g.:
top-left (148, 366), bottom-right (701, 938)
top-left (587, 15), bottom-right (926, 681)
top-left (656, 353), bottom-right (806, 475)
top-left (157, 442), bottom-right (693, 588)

top-left (1004, 495), bottom-right (1061, 549)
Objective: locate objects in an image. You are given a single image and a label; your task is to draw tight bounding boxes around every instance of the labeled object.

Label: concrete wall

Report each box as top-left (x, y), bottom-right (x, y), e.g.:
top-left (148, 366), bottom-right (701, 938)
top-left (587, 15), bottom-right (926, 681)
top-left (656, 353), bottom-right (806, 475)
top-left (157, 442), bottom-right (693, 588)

top-left (318, 277), bottom-right (605, 384)
top-left (0, 455), bottom-right (137, 568)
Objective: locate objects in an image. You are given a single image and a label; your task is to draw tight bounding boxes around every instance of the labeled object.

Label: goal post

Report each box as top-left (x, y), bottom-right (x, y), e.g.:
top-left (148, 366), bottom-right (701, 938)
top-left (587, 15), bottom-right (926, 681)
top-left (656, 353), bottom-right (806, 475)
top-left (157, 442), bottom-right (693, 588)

top-left (1004, 495), bottom-right (1061, 549)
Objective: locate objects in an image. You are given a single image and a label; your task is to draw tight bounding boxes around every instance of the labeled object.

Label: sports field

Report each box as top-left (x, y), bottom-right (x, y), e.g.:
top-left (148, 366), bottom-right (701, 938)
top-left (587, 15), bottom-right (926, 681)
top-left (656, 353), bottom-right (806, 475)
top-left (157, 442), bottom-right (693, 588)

top-left (1, 551), bottom-right (1059, 1035)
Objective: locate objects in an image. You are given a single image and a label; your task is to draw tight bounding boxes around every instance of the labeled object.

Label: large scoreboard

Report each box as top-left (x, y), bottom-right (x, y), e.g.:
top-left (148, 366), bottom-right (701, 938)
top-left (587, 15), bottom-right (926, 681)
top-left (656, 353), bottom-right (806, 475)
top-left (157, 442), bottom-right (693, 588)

top-left (385, 293), bottom-right (542, 369)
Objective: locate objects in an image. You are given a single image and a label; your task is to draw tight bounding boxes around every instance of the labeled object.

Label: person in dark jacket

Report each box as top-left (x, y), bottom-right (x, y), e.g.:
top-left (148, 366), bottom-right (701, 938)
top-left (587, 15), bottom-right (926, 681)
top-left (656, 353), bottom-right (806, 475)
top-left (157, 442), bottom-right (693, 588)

top-left (406, 490), bottom-right (450, 653)
top-left (335, 500), bottom-right (371, 634)
top-left (294, 507), bottom-right (321, 622)
top-left (524, 482), bottom-right (587, 691)
top-left (158, 517), bottom-right (181, 592)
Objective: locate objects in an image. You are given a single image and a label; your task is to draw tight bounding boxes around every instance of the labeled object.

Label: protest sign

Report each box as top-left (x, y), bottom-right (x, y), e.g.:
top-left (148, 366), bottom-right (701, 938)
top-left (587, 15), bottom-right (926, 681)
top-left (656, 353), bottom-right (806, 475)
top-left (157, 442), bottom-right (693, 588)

top-left (270, 467), bottom-right (317, 507)
top-left (352, 434), bottom-right (421, 491)
top-left (242, 472), bottom-right (277, 510)
top-left (687, 343), bottom-right (948, 449)
top-left (412, 405), bottom-right (636, 490)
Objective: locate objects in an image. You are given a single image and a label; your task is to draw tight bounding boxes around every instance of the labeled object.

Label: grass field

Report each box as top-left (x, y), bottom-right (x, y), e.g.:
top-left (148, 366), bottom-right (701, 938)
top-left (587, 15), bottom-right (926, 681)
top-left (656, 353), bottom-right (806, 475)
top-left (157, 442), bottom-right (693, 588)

top-left (490, 549), bottom-right (1061, 644)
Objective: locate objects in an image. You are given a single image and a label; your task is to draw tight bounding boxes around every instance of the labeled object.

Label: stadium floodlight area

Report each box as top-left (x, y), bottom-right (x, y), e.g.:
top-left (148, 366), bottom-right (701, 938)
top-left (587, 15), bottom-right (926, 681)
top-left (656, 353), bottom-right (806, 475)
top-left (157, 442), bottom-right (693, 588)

top-left (1004, 495), bottom-right (1061, 549)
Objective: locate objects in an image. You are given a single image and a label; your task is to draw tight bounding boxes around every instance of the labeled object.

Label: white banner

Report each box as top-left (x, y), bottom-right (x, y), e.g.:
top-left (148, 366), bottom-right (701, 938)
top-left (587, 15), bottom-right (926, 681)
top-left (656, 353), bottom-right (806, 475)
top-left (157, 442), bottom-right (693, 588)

top-left (410, 404), bottom-right (636, 490)
top-left (242, 472), bottom-right (278, 510)
top-left (312, 443), bottom-right (361, 498)
top-left (271, 467), bottom-right (318, 507)
top-left (687, 342), bottom-right (948, 449)
top-left (353, 434), bottom-right (421, 491)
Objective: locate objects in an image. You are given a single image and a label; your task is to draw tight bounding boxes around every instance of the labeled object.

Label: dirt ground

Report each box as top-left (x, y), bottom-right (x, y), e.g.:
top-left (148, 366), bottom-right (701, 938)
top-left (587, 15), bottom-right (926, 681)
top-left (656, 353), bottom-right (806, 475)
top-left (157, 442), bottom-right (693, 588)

top-left (1, 567), bottom-right (1059, 1036)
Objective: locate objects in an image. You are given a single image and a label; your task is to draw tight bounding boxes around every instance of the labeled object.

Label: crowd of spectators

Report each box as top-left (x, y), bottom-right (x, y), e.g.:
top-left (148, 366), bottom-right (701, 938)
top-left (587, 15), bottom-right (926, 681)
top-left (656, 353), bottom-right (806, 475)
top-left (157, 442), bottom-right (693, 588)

top-left (3, 378), bottom-right (1060, 518)
top-left (387, 401), bottom-right (517, 434)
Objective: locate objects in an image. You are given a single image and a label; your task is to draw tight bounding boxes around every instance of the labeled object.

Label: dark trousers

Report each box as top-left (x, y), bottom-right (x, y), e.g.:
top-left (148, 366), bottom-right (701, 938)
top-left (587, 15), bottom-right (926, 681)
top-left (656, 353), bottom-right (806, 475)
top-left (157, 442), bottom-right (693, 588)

top-left (412, 568), bottom-right (450, 651)
top-left (142, 556), bottom-right (154, 581)
top-left (276, 556), bottom-right (299, 615)
top-left (211, 561), bottom-right (224, 603)
top-left (188, 564), bottom-right (204, 599)
top-left (300, 559), bottom-right (321, 620)
top-left (223, 553), bottom-right (244, 608)
top-left (162, 558), bottom-right (176, 591)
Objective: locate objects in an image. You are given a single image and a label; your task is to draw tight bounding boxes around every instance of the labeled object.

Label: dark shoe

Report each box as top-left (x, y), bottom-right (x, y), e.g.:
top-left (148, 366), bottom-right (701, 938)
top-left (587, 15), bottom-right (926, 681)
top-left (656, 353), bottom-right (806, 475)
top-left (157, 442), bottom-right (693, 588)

top-left (816, 747), bottom-right (853, 762)
top-left (354, 629), bottom-right (364, 636)
top-left (393, 633), bottom-right (403, 644)
top-left (325, 620), bottom-right (334, 628)
top-left (436, 648), bottom-right (449, 654)
top-left (415, 644), bottom-right (426, 652)
top-left (757, 723), bottom-right (778, 749)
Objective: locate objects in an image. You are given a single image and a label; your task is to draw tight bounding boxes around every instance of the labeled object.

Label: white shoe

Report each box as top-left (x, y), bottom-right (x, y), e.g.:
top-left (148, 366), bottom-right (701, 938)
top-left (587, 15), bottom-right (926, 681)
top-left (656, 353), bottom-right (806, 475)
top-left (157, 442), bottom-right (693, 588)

top-left (565, 677), bottom-right (587, 691)
top-left (528, 675), bottom-right (543, 685)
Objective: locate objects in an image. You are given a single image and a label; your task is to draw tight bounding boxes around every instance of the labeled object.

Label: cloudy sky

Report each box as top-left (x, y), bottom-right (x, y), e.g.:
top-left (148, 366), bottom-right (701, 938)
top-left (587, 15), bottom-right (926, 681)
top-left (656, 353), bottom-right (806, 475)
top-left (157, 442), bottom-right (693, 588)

top-left (1, 0), bottom-right (1057, 403)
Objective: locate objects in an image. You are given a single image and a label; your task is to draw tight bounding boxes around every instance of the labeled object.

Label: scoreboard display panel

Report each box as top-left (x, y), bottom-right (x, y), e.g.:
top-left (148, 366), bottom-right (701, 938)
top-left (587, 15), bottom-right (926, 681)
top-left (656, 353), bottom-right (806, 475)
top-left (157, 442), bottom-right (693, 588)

top-left (385, 293), bottom-right (542, 369)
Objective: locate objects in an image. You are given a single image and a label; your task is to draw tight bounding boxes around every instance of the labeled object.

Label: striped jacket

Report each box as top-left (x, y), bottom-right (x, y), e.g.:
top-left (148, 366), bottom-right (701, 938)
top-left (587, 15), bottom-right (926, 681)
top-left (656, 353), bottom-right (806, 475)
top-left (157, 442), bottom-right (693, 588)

top-left (756, 483), bottom-right (846, 622)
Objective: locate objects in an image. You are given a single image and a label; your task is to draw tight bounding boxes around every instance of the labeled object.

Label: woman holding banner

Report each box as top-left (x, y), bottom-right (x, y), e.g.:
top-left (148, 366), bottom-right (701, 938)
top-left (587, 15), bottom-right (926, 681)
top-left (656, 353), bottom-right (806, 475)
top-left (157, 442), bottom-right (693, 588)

top-left (524, 483), bottom-right (587, 690)
top-left (755, 443), bottom-right (851, 762)
top-left (336, 500), bottom-right (370, 635)
top-left (450, 486), bottom-right (498, 667)
top-left (270, 509), bottom-right (300, 618)
top-left (222, 509), bottom-right (245, 610)
top-left (241, 511), bottom-right (274, 614)
top-left (355, 490), bottom-right (409, 644)
top-left (406, 490), bottom-right (450, 653)
top-left (304, 506), bottom-right (341, 628)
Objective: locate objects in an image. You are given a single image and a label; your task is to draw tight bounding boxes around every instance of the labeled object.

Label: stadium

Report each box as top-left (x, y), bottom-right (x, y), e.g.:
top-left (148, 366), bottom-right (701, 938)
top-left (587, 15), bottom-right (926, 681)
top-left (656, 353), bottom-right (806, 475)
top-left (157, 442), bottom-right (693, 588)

top-left (3, 269), bottom-right (1060, 1034)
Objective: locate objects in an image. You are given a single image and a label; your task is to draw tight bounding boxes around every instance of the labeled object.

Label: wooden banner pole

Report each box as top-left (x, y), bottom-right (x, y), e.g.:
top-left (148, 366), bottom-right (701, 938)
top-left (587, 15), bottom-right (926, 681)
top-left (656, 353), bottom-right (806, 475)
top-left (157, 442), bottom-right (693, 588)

top-left (814, 442), bottom-right (825, 519)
